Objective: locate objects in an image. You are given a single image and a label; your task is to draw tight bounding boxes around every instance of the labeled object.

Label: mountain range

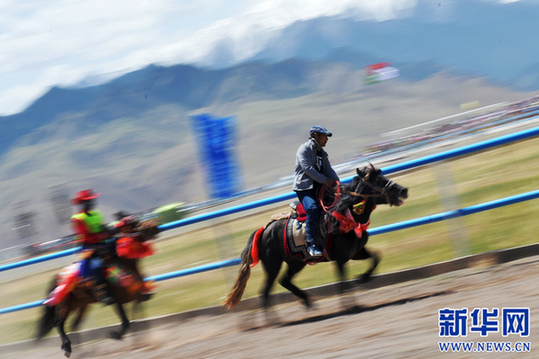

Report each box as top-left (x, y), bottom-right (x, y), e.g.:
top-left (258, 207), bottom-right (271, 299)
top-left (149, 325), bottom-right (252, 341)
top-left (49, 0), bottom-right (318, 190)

top-left (204, 0), bottom-right (539, 89)
top-left (1, 0), bottom-right (539, 249)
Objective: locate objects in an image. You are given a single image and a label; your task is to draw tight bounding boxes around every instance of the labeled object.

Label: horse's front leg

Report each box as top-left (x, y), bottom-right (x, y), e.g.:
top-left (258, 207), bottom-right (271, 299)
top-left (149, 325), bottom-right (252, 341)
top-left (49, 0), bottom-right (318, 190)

top-left (334, 260), bottom-right (351, 294)
top-left (109, 302), bottom-right (130, 340)
top-left (334, 260), bottom-right (357, 309)
top-left (354, 247), bottom-right (380, 283)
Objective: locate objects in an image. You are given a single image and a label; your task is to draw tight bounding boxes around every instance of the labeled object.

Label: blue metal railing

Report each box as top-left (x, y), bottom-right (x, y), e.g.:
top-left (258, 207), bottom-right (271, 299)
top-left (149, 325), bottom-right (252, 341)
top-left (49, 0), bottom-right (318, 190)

top-left (2, 126), bottom-right (538, 273)
top-left (2, 125), bottom-right (539, 314)
top-left (1, 188), bottom-right (538, 315)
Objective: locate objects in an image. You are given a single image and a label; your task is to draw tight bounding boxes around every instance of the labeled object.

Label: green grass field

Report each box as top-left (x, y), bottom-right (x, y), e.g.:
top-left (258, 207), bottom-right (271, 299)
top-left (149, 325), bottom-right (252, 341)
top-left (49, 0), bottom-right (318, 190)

top-left (1, 136), bottom-right (538, 345)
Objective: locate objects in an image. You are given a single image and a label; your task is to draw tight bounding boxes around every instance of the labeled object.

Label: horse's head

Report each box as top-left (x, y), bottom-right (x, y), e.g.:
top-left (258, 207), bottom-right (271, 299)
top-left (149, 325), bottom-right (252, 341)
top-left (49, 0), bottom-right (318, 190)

top-left (136, 219), bottom-right (161, 239)
top-left (326, 165), bottom-right (407, 237)
top-left (115, 215), bottom-right (160, 240)
top-left (348, 165), bottom-right (408, 207)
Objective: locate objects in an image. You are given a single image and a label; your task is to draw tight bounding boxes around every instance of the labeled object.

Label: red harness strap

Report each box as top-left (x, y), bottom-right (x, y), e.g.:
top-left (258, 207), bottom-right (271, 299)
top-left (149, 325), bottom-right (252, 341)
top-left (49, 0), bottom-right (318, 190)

top-left (331, 208), bottom-right (370, 237)
top-left (116, 235), bottom-right (154, 259)
top-left (250, 227), bottom-right (264, 268)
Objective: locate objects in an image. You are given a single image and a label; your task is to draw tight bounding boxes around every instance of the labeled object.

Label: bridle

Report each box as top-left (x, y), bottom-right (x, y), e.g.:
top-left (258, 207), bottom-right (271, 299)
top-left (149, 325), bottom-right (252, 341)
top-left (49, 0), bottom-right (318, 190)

top-left (319, 174), bottom-right (394, 213)
top-left (318, 169), bottom-right (398, 236)
top-left (342, 178), bottom-right (396, 205)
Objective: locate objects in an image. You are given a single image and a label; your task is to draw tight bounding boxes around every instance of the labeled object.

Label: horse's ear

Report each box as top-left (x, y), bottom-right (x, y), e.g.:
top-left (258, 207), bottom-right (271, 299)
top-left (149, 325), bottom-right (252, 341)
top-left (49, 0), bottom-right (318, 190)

top-left (367, 162), bottom-right (382, 175)
top-left (365, 167), bottom-right (372, 180)
top-left (356, 167), bottom-right (369, 179)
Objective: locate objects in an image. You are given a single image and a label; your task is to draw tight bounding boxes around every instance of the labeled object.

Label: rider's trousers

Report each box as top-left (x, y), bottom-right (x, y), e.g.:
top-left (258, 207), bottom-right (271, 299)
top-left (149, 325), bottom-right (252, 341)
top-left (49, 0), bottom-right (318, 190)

top-left (296, 189), bottom-right (321, 246)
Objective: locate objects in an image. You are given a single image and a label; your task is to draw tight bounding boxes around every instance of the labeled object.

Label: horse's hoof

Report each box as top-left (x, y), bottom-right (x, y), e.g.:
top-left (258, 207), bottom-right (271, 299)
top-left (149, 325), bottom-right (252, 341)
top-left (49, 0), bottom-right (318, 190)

top-left (61, 343), bottom-right (72, 358)
top-left (263, 311), bottom-right (280, 327)
top-left (109, 331), bottom-right (123, 340)
top-left (303, 297), bottom-right (312, 308)
top-left (358, 273), bottom-right (371, 284)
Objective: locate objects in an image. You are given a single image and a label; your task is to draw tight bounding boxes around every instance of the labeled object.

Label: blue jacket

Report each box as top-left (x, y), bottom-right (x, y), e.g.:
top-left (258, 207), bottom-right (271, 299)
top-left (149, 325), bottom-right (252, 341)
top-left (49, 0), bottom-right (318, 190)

top-left (293, 138), bottom-right (339, 191)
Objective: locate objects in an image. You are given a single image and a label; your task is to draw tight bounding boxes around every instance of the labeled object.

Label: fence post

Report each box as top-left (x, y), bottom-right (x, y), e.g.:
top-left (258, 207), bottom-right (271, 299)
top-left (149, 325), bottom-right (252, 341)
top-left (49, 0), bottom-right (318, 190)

top-left (431, 161), bottom-right (470, 257)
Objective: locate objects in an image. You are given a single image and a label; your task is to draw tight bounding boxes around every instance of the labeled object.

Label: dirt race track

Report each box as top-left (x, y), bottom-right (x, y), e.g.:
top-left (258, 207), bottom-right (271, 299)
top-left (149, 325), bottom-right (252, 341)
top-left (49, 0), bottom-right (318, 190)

top-left (5, 255), bottom-right (539, 359)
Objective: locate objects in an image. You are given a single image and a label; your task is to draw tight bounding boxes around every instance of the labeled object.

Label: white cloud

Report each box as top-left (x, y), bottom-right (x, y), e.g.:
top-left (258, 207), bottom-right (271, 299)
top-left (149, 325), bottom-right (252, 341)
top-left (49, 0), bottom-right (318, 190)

top-left (0, 0), bottom-right (523, 115)
top-left (154, 0), bottom-right (419, 66)
top-left (0, 0), bottom-right (245, 114)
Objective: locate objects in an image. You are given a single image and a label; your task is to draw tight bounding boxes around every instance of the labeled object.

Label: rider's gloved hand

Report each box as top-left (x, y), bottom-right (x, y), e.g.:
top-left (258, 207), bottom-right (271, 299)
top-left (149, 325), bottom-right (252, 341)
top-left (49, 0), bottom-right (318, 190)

top-left (324, 178), bottom-right (337, 188)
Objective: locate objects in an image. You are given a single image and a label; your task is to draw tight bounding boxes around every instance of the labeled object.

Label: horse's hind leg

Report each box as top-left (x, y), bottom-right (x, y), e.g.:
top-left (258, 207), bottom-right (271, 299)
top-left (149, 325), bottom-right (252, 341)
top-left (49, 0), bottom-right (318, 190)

top-left (58, 324), bottom-right (72, 357)
top-left (279, 261), bottom-right (310, 307)
top-left (70, 302), bottom-right (88, 332)
top-left (259, 258), bottom-right (283, 326)
top-left (56, 308), bottom-right (72, 357)
top-left (354, 247), bottom-right (380, 283)
top-left (110, 302), bottom-right (130, 340)
top-left (260, 258), bottom-right (282, 310)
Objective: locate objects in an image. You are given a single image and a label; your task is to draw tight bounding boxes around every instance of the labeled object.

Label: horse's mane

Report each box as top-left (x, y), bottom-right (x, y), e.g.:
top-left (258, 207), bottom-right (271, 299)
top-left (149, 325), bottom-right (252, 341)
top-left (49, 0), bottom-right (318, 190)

top-left (331, 176), bottom-right (362, 214)
top-left (317, 177), bottom-right (360, 236)
top-left (331, 166), bottom-right (381, 214)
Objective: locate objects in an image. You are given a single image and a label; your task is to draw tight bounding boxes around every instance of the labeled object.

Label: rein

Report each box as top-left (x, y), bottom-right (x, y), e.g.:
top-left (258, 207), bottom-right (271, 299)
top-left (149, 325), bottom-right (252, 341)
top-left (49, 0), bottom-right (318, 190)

top-left (318, 181), bottom-right (342, 212)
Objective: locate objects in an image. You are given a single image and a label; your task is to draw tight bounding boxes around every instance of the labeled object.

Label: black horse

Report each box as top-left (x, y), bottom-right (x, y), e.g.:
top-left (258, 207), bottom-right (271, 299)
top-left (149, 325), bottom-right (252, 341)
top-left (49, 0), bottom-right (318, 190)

top-left (223, 165), bottom-right (408, 311)
top-left (36, 218), bottom-right (159, 357)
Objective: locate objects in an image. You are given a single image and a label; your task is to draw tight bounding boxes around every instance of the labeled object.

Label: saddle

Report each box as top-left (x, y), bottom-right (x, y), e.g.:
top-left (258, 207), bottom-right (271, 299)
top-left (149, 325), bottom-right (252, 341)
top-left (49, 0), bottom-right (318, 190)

top-left (283, 202), bottom-right (329, 262)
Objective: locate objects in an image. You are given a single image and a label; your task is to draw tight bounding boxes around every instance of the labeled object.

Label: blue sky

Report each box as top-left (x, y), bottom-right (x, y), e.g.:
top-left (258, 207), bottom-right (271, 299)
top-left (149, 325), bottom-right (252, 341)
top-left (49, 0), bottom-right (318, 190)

top-left (0, 0), bottom-right (520, 116)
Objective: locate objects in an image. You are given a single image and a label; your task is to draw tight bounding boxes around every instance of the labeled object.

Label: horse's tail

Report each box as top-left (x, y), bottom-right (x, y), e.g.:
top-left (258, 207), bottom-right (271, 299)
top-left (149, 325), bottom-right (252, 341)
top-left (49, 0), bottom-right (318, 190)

top-left (222, 227), bottom-right (264, 310)
top-left (36, 280), bottom-right (58, 340)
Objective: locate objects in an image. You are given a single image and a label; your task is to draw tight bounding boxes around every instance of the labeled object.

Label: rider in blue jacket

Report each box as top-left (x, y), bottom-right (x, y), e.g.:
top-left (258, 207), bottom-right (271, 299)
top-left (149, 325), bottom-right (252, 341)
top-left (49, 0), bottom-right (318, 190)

top-left (293, 125), bottom-right (340, 258)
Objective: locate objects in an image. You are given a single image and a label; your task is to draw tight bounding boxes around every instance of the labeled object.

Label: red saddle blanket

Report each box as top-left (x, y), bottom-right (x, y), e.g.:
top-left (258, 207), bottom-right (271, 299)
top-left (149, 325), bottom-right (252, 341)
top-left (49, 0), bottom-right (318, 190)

top-left (43, 262), bottom-right (82, 306)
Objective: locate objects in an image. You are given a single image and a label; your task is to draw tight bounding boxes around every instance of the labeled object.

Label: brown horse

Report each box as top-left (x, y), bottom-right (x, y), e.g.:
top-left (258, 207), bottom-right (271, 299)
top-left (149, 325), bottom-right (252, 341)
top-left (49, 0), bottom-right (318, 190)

top-left (36, 218), bottom-right (159, 357)
top-left (222, 166), bottom-right (408, 311)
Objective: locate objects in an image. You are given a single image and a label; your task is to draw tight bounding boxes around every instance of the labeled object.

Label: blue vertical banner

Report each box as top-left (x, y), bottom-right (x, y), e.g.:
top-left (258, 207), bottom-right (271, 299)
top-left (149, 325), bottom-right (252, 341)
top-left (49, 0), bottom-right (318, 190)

top-left (190, 113), bottom-right (242, 199)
